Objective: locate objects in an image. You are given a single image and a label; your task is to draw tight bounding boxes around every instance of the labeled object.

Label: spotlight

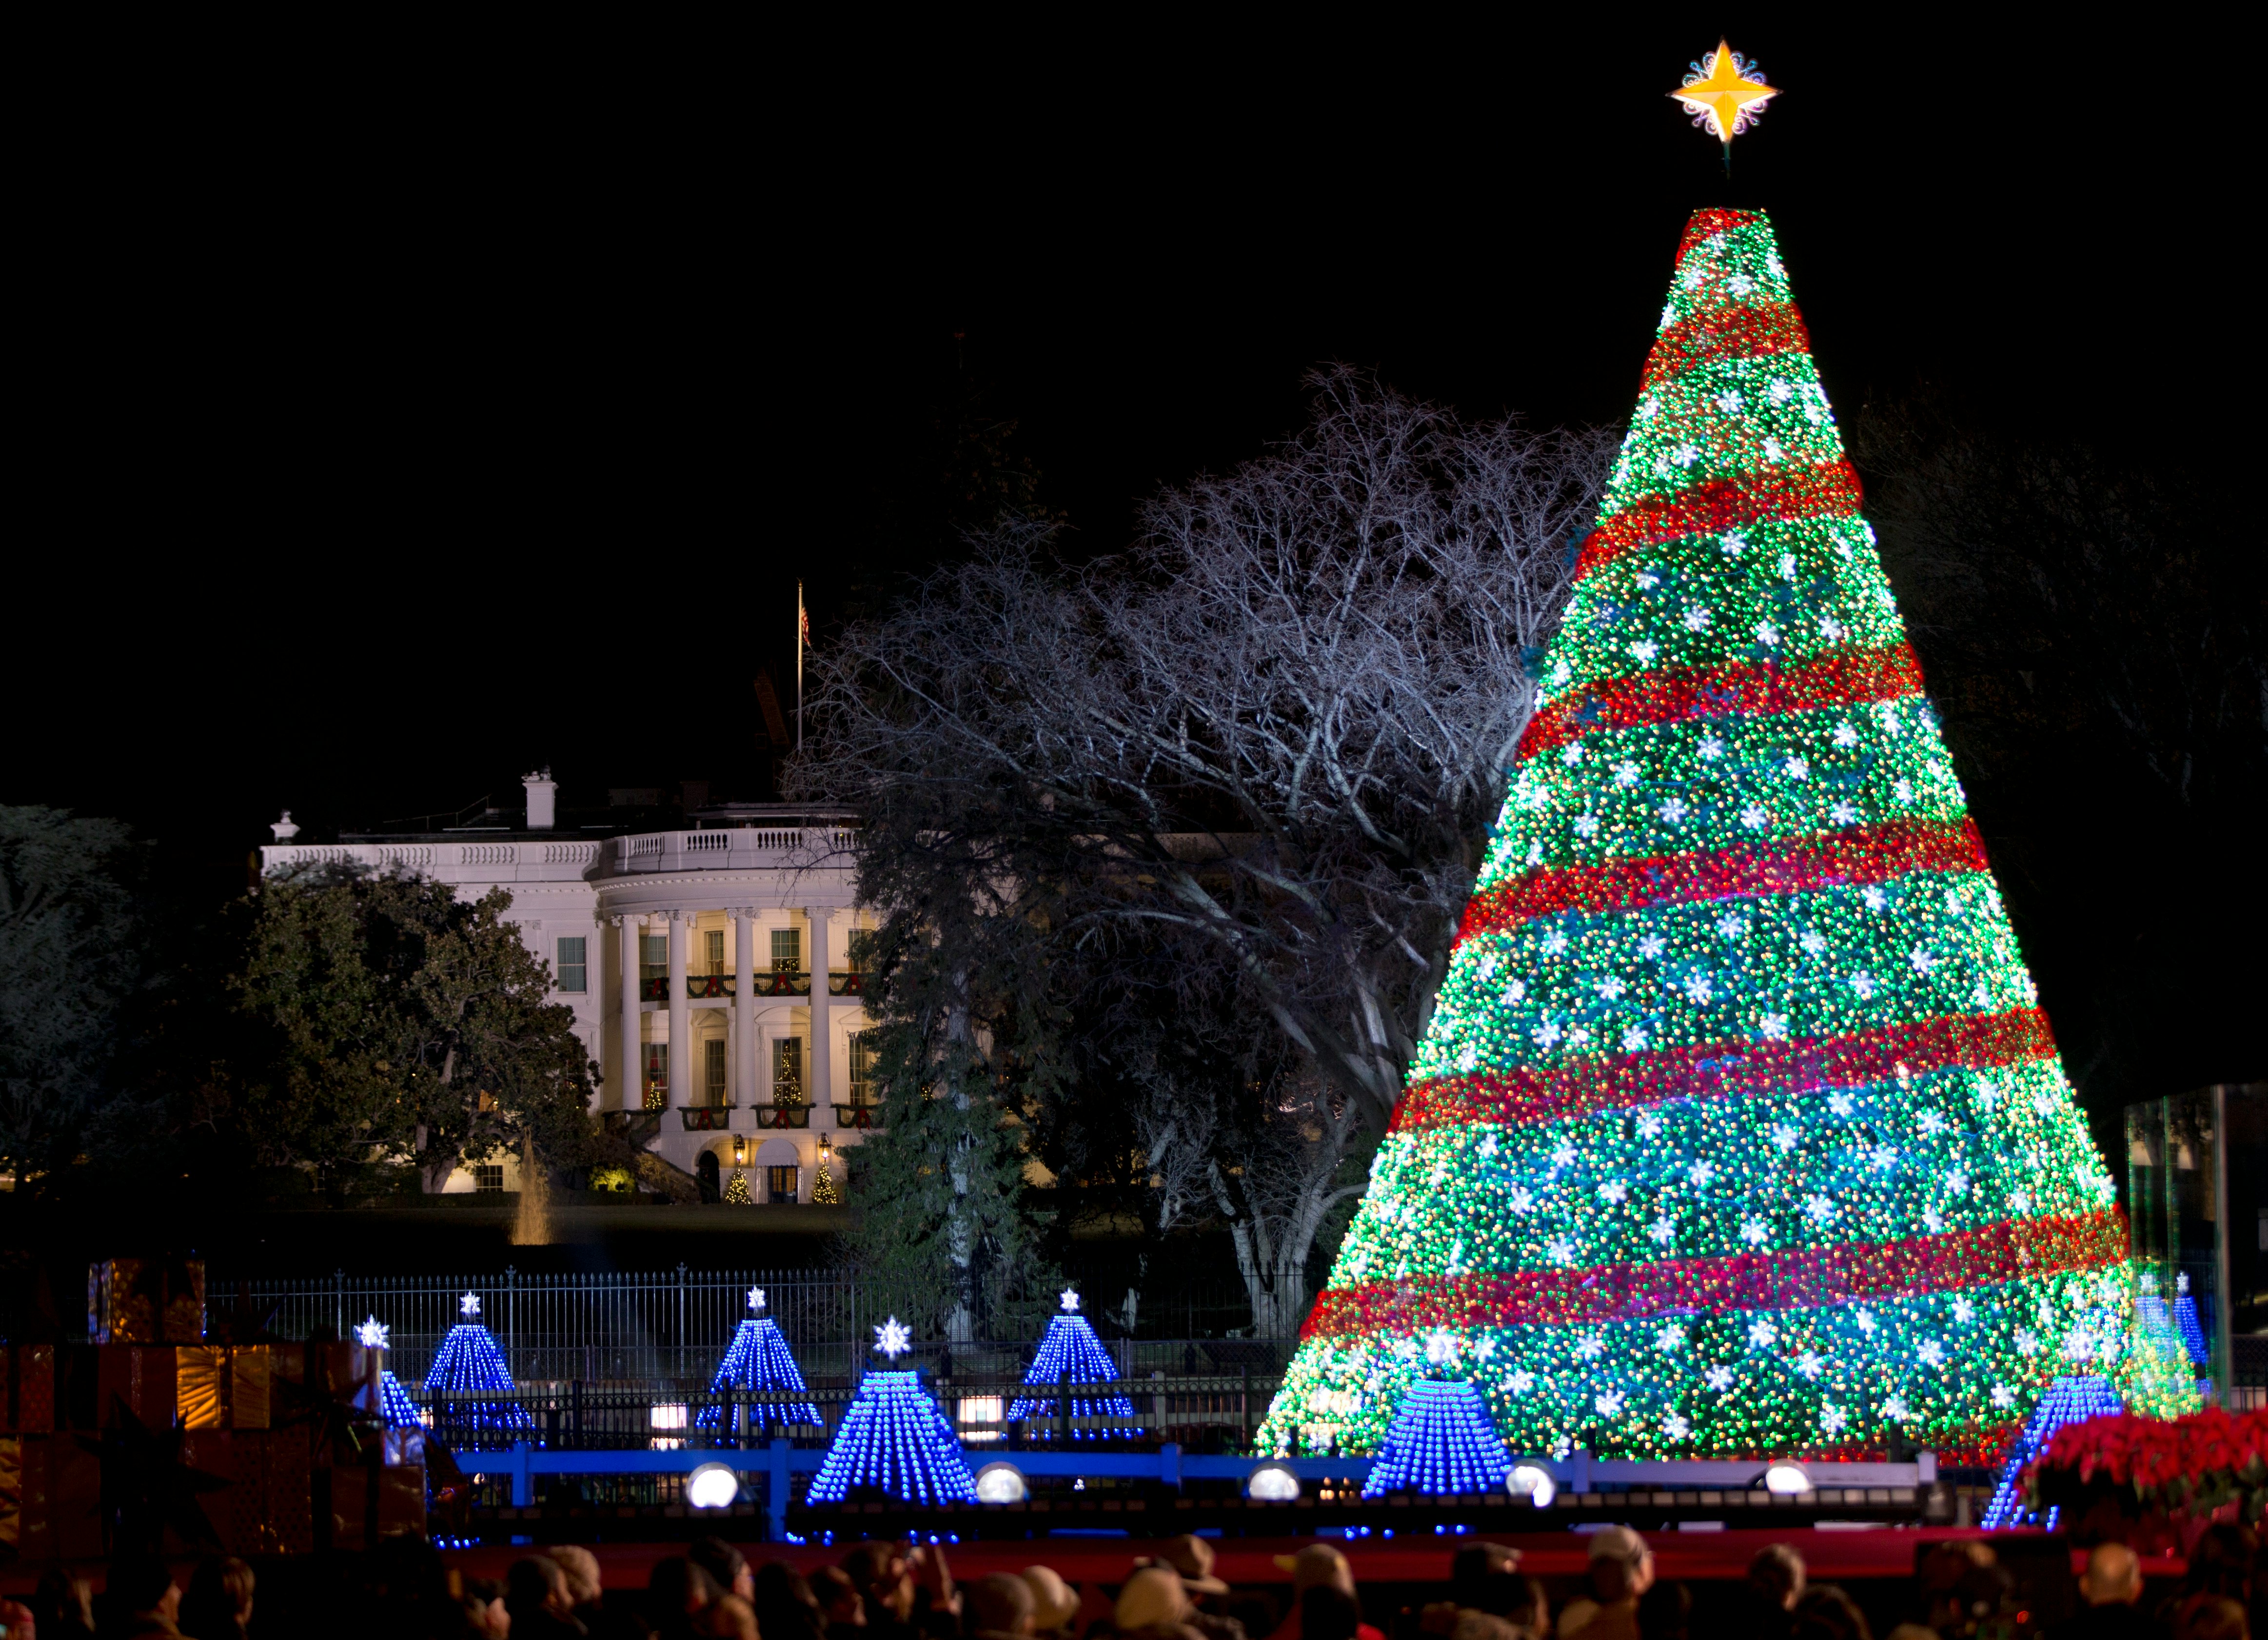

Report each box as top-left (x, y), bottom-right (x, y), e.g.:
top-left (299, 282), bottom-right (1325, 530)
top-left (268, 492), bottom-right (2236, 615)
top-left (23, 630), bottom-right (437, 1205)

top-left (1508, 1463), bottom-right (1557, 1508)
top-left (1762, 1462), bottom-right (1813, 1496)
top-left (687, 1462), bottom-right (741, 1510)
top-left (973, 1462), bottom-right (1028, 1504)
top-left (1246, 1462), bottom-right (1301, 1502)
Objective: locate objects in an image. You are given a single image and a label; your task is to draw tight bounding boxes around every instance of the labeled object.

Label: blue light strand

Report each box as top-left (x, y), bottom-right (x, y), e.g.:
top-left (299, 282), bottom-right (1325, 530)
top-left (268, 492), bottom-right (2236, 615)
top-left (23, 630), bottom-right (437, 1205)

top-left (1005, 1314), bottom-right (1140, 1435)
top-left (2174, 1293), bottom-right (2210, 1367)
top-left (420, 1323), bottom-right (535, 1442)
top-left (805, 1371), bottom-right (978, 1505)
top-left (1980, 1374), bottom-right (2120, 1530)
top-left (1361, 1380), bottom-right (1514, 1498)
top-left (377, 1369), bottom-right (420, 1427)
top-left (697, 1319), bottom-right (824, 1429)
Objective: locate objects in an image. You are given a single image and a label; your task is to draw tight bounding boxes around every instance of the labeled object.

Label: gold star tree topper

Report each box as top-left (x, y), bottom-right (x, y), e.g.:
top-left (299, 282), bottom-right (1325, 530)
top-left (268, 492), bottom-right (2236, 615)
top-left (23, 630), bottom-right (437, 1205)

top-left (1671, 40), bottom-right (1779, 142)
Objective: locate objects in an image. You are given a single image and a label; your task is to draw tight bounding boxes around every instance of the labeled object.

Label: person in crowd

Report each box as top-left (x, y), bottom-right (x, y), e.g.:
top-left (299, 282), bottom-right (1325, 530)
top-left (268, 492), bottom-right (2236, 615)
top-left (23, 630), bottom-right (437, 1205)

top-left (1114, 1568), bottom-right (1206, 1640)
top-left (816, 1564), bottom-right (870, 1640)
top-left (649, 1559), bottom-right (724, 1640)
top-left (106, 1555), bottom-right (184, 1638)
top-left (551, 1546), bottom-right (646, 1640)
top-left (461, 1574), bottom-right (511, 1638)
top-left (31, 1567), bottom-right (96, 1637)
top-left (0, 1599), bottom-right (36, 1640)
top-left (1423, 1544), bottom-right (1529, 1640)
top-left (1141, 1539), bottom-right (1231, 1612)
top-left (1728, 1544), bottom-right (1806, 1640)
top-left (1635, 1582), bottom-right (1691, 1640)
top-left (705, 1595), bottom-right (762, 1640)
top-left (967, 1573), bottom-right (1039, 1640)
top-left (1264, 1546), bottom-right (1382, 1640)
top-left (691, 1540), bottom-right (756, 1604)
top-left (177, 1557), bottom-right (256, 1640)
top-left (1560, 1526), bottom-right (1655, 1640)
top-left (758, 1561), bottom-right (833, 1640)
top-left (2050, 1542), bottom-right (2155, 1639)
top-left (2183, 1526), bottom-right (2258, 1610)
top-left (1022, 1567), bottom-right (1081, 1640)
top-left (506, 1555), bottom-right (589, 1639)
top-left (844, 1541), bottom-right (961, 1640)
top-left (1790, 1585), bottom-right (1871, 1640)
top-left (1299, 1587), bottom-right (1361, 1640)
top-left (2170, 1594), bottom-right (2247, 1640)
top-left (1919, 1540), bottom-right (2012, 1639)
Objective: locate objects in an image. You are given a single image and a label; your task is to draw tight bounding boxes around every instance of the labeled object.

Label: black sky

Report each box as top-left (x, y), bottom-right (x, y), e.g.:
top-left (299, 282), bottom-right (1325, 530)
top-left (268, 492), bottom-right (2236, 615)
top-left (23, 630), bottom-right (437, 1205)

top-left (15, 20), bottom-right (2252, 901)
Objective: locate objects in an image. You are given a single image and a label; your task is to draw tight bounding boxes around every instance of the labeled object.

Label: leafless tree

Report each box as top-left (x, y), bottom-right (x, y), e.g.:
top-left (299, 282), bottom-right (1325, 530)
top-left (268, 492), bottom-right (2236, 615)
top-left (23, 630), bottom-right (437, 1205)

top-left (795, 368), bottom-right (1613, 1331)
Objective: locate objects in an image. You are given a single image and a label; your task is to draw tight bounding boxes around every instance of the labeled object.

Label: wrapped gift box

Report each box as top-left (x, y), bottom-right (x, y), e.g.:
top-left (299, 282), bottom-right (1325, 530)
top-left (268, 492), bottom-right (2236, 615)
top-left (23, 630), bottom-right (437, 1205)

top-left (88, 1259), bottom-right (205, 1345)
top-left (175, 1345), bottom-right (277, 1430)
top-left (1, 1345), bottom-right (55, 1433)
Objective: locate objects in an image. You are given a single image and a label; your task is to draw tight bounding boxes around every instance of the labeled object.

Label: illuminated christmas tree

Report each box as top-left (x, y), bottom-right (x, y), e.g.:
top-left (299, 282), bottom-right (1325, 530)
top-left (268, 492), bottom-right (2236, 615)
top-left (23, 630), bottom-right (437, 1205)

top-left (355, 1317), bottom-right (422, 1427)
top-left (1260, 206), bottom-right (2195, 1466)
top-left (1006, 1289), bottom-right (1139, 1436)
top-left (806, 1317), bottom-right (977, 1505)
top-left (422, 1292), bottom-right (534, 1443)
top-left (1362, 1377), bottom-right (1514, 1498)
top-left (723, 1167), bottom-right (753, 1205)
top-left (811, 1161), bottom-right (842, 1205)
top-left (696, 1286), bottom-right (824, 1430)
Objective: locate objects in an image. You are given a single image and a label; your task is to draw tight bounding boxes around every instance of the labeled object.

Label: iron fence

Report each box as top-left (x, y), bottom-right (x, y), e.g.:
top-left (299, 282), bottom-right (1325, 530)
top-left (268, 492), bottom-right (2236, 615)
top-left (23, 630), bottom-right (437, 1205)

top-left (211, 1265), bottom-right (1289, 1391)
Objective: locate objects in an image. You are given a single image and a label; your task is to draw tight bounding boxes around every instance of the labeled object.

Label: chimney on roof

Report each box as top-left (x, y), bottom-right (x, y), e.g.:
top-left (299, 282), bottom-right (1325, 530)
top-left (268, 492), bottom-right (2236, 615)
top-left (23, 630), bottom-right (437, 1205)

top-left (271, 810), bottom-right (299, 842)
top-left (523, 768), bottom-right (557, 830)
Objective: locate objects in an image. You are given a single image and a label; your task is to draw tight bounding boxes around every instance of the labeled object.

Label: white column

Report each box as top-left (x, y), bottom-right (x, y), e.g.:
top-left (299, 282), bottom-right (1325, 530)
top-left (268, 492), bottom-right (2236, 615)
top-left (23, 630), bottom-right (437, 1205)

top-left (616, 915), bottom-right (641, 1111)
top-left (733, 908), bottom-right (757, 1110)
top-left (805, 908), bottom-right (832, 1126)
top-left (666, 909), bottom-right (690, 1108)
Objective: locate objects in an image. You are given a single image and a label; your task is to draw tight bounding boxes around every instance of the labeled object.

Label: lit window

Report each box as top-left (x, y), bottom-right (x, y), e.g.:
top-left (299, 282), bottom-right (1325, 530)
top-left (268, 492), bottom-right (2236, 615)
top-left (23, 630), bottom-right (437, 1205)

top-left (555, 936), bottom-right (587, 993)
top-left (705, 1040), bottom-right (728, 1105)
top-left (848, 1032), bottom-right (876, 1107)
top-left (766, 1165), bottom-right (799, 1204)
top-left (770, 928), bottom-right (801, 972)
top-left (473, 1166), bottom-right (505, 1193)
top-left (705, 929), bottom-right (725, 974)
top-left (772, 1039), bottom-right (804, 1104)
top-left (643, 1043), bottom-right (668, 1107)
top-left (640, 934), bottom-right (667, 983)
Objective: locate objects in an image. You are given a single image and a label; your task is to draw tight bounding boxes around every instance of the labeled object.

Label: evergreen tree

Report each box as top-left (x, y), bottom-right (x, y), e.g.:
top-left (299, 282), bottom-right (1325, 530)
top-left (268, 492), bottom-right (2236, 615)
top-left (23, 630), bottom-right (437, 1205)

top-left (1260, 208), bottom-right (2194, 1466)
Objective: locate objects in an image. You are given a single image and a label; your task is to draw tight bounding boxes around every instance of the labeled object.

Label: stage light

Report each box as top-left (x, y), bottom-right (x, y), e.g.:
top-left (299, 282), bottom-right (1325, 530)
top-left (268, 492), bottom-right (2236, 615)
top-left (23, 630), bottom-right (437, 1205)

top-left (1763, 1462), bottom-right (1813, 1495)
top-left (1508, 1463), bottom-right (1557, 1508)
top-left (973, 1462), bottom-right (1029, 1504)
top-left (1247, 1462), bottom-right (1302, 1502)
top-left (687, 1462), bottom-right (741, 1510)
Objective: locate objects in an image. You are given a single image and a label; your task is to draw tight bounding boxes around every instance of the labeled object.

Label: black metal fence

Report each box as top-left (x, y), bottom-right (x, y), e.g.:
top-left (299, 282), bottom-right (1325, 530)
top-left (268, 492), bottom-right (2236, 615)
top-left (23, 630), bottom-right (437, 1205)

top-left (213, 1265), bottom-right (1288, 1392)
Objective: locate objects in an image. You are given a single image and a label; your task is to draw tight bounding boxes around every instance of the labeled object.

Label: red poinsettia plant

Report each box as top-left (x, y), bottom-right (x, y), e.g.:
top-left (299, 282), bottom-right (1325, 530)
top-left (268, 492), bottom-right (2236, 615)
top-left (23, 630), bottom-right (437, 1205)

top-left (2027, 1408), bottom-right (2268, 1539)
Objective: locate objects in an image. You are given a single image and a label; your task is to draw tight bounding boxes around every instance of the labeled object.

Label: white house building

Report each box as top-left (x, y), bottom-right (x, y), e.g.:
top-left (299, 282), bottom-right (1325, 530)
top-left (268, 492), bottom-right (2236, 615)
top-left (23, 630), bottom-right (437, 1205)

top-left (258, 772), bottom-right (875, 1203)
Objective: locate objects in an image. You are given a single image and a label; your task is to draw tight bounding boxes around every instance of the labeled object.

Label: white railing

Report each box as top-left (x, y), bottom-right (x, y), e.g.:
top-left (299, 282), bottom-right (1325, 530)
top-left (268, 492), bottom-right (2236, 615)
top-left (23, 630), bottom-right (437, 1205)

top-left (609, 829), bottom-right (858, 874)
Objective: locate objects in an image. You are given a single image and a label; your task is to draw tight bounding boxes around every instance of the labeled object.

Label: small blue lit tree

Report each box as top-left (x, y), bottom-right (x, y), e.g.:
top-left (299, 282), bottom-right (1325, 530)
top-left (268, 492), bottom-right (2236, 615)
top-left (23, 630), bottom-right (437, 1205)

top-left (805, 1317), bottom-right (977, 1505)
top-left (1981, 1376), bottom-right (2122, 1530)
top-left (1006, 1288), bottom-right (1138, 1437)
top-left (1362, 1339), bottom-right (1513, 1498)
top-left (355, 1316), bottom-right (422, 1427)
top-left (698, 1285), bottom-right (824, 1430)
top-left (421, 1292), bottom-right (533, 1444)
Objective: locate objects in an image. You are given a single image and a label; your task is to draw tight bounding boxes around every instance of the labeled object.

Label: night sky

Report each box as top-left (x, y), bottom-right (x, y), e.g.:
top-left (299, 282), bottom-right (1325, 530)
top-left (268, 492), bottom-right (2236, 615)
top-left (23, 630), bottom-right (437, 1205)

top-left (17, 23), bottom-right (2249, 906)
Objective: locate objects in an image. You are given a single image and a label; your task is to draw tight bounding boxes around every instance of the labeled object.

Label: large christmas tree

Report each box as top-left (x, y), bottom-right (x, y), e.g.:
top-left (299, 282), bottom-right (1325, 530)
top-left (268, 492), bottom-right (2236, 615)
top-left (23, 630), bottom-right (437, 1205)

top-left (1259, 207), bottom-right (2193, 1466)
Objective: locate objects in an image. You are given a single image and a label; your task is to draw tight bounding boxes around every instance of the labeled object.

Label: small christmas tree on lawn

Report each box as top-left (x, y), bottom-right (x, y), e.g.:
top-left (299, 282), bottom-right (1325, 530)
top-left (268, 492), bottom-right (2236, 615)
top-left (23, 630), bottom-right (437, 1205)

top-left (1260, 204), bottom-right (2195, 1468)
top-left (697, 1286), bottom-right (824, 1430)
top-left (812, 1160), bottom-right (842, 1204)
top-left (423, 1291), bottom-right (533, 1444)
top-left (1006, 1289), bottom-right (1139, 1436)
top-left (805, 1317), bottom-right (977, 1505)
top-left (722, 1167), bottom-right (752, 1205)
top-left (1362, 1368), bottom-right (1515, 1498)
top-left (355, 1317), bottom-right (422, 1427)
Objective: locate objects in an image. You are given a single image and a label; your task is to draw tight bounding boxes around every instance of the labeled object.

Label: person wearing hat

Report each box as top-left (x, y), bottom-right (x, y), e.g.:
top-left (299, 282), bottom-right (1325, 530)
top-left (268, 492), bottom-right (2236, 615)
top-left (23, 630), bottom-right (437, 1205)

top-left (1558, 1527), bottom-right (1654, 1640)
top-left (1139, 1535), bottom-right (1246, 1638)
top-left (1021, 1567), bottom-right (1083, 1640)
top-left (1264, 1546), bottom-right (1384, 1640)
top-left (1114, 1568), bottom-right (1207, 1640)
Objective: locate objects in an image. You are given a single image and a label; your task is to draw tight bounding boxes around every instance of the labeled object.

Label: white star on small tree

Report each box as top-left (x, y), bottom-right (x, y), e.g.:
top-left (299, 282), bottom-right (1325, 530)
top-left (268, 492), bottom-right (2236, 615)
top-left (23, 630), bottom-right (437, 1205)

top-left (459, 1292), bottom-right (481, 1318)
top-left (872, 1316), bottom-right (912, 1360)
top-left (748, 1286), bottom-right (767, 1313)
top-left (1059, 1288), bottom-right (1081, 1313)
top-left (355, 1316), bottom-right (390, 1351)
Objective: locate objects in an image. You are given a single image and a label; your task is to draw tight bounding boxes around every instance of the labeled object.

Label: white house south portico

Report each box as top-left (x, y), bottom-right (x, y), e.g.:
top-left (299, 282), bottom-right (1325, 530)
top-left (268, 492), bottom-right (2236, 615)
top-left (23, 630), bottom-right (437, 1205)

top-left (259, 775), bottom-right (875, 1201)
